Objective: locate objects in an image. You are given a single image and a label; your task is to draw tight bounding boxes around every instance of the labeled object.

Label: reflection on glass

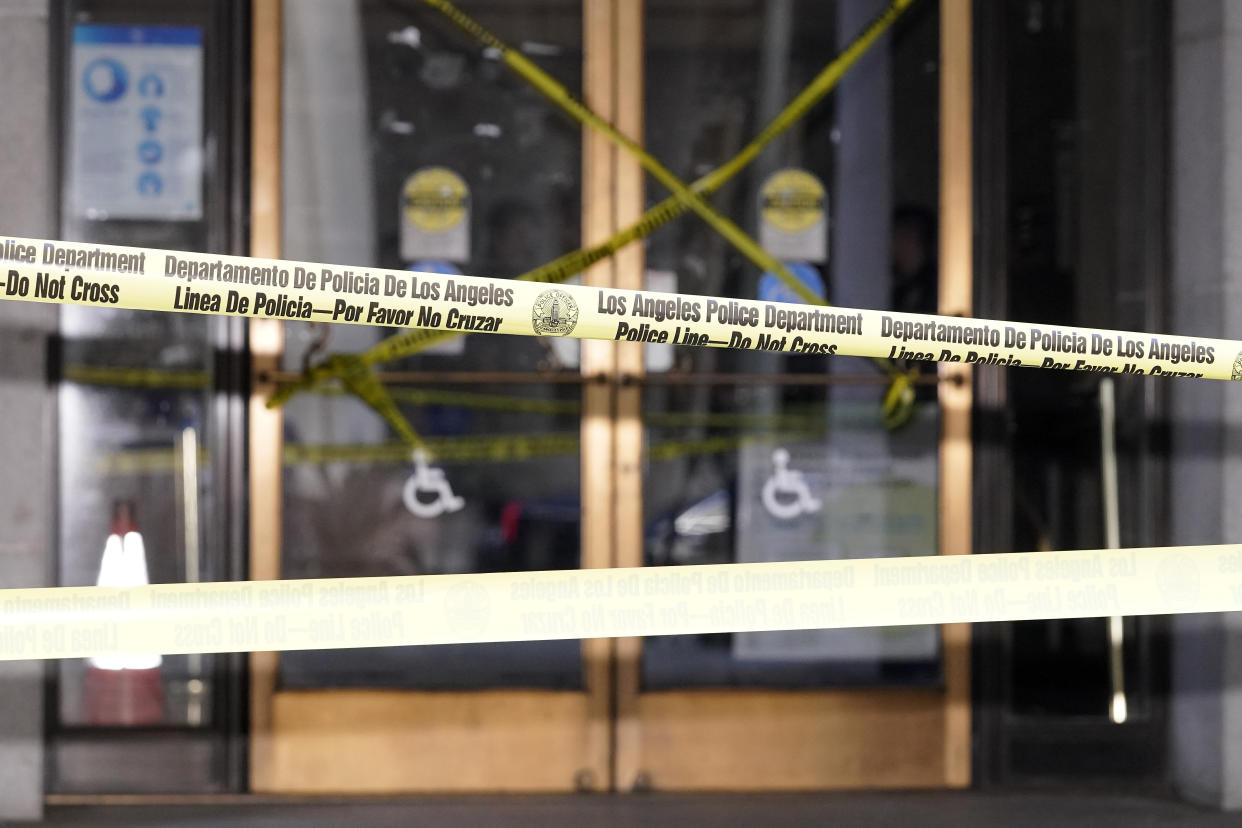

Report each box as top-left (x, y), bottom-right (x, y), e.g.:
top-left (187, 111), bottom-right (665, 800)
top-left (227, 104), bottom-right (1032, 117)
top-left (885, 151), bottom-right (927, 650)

top-left (999, 0), bottom-right (1165, 727)
top-left (281, 0), bottom-right (582, 374)
top-left (279, 386), bottom-right (583, 688)
top-left (279, 0), bottom-right (588, 695)
top-left (277, 0), bottom-right (587, 691)
top-left (640, 0), bottom-right (941, 688)
top-left (643, 386), bottom-right (940, 687)
top-left (58, 308), bottom-right (215, 727)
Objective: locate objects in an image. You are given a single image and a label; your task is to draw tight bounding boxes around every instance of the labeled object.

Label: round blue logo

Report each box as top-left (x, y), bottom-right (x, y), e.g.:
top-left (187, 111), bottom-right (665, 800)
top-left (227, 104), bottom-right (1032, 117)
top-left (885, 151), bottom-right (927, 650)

top-left (758, 261), bottom-right (825, 304)
top-left (82, 58), bottom-right (128, 103)
top-left (407, 260), bottom-right (461, 275)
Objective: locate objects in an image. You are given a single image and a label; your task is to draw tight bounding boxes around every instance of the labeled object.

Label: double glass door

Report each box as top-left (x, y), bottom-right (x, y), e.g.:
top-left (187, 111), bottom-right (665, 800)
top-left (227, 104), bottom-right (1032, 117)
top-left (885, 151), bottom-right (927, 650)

top-left (250, 0), bottom-right (969, 792)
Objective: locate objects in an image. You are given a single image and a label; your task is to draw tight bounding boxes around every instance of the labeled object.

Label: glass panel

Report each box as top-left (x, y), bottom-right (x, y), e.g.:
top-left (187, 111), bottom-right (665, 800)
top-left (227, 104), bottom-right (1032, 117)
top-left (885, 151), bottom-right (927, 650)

top-left (999, 0), bottom-right (1164, 726)
top-left (640, 0), bottom-right (942, 688)
top-left (54, 4), bottom-right (233, 734)
top-left (279, 383), bottom-right (583, 689)
top-left (57, 319), bottom-right (218, 727)
top-left (277, 0), bottom-right (585, 690)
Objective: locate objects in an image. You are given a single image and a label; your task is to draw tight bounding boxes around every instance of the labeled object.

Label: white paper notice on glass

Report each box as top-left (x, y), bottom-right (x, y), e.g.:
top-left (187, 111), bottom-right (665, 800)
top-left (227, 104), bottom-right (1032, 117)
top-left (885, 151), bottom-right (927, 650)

top-left (68, 25), bottom-right (204, 221)
top-left (732, 405), bottom-right (940, 664)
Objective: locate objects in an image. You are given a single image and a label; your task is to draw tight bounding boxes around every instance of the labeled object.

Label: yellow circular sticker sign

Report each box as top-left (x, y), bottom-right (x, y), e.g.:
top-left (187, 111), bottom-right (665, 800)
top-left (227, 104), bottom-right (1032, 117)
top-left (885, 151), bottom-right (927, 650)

top-left (760, 169), bottom-right (826, 234)
top-left (403, 167), bottom-right (469, 233)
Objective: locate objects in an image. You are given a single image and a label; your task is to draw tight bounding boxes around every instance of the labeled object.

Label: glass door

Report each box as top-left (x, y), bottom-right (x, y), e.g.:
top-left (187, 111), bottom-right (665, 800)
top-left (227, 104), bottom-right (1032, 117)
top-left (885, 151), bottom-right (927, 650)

top-left (248, 0), bottom-right (972, 793)
top-left (971, 0), bottom-right (1170, 787)
top-left (610, 0), bottom-right (972, 790)
top-left (248, 0), bottom-right (611, 793)
top-left (49, 0), bottom-right (249, 794)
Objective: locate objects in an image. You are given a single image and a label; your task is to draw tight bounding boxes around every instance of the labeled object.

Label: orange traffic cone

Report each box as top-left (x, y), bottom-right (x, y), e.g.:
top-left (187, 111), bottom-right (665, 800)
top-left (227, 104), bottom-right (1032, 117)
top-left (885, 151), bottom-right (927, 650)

top-left (84, 500), bottom-right (165, 726)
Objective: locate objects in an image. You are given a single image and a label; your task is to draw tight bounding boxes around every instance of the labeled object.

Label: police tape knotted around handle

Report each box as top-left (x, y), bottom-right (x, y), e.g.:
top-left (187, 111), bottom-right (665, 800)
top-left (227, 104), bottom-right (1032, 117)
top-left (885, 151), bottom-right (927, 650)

top-left (0, 236), bottom-right (1237, 382)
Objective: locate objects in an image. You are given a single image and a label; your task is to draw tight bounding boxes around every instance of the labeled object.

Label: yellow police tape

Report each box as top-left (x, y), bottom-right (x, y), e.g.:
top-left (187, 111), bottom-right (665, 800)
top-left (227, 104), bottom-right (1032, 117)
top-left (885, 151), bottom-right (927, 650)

top-left (0, 544), bottom-right (1230, 661)
top-left (95, 428), bottom-right (823, 476)
top-left (2, 236), bottom-right (1237, 381)
top-left (5, 237), bottom-right (1240, 656)
top-left (425, 0), bottom-right (859, 307)
top-left (275, 0), bottom-right (917, 426)
top-left (64, 369), bottom-right (831, 430)
top-left (64, 364), bottom-right (211, 389)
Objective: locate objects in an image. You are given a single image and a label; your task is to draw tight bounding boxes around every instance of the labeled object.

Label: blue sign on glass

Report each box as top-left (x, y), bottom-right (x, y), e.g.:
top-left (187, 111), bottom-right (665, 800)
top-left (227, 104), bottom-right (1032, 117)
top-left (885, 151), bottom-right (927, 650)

top-left (68, 25), bottom-right (203, 221)
top-left (758, 261), bottom-right (826, 305)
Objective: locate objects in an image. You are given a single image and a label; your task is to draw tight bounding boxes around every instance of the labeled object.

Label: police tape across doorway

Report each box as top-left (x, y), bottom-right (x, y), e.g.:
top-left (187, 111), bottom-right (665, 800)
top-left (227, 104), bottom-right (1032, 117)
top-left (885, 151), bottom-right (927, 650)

top-left (0, 545), bottom-right (1231, 662)
top-left (0, 235), bottom-right (1235, 380)
top-left (0, 234), bottom-right (1237, 662)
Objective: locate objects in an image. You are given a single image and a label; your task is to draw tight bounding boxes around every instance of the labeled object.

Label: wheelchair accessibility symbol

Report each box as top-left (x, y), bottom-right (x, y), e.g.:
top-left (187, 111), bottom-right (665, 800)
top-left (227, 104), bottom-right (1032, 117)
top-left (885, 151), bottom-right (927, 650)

top-left (761, 448), bottom-right (822, 521)
top-left (403, 450), bottom-right (466, 519)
